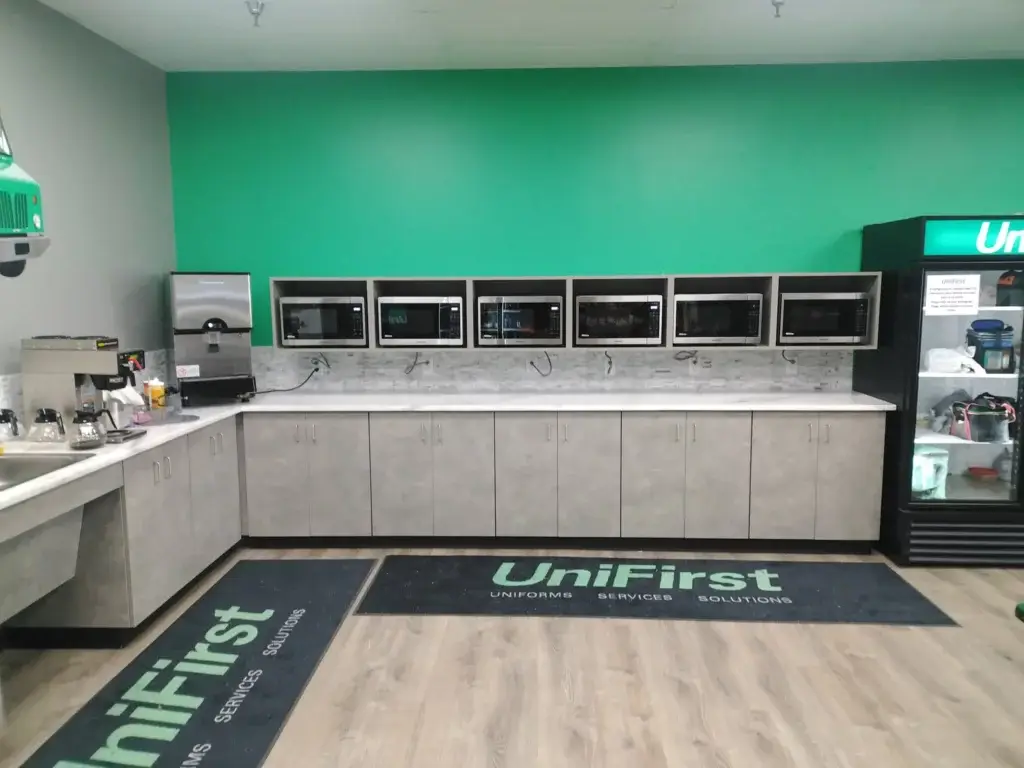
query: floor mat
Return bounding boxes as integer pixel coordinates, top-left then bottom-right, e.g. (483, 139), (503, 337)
(358, 555), (956, 626)
(22, 558), (374, 768)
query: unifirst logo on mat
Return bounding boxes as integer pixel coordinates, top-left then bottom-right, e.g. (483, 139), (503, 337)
(492, 561), (783, 591)
(53, 606), (276, 768)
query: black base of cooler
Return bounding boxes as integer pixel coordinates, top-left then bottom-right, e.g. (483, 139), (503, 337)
(887, 509), (1024, 566)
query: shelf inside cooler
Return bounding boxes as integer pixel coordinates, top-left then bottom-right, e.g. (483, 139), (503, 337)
(914, 427), (1014, 446)
(918, 371), (1019, 378)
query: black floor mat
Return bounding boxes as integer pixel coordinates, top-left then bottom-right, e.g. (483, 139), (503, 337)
(358, 555), (956, 626)
(22, 558), (374, 768)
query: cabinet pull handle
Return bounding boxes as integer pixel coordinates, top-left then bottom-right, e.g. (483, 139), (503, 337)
(217, 432), (224, 452)
(163, 456), (172, 479)
(546, 423), (553, 442)
(420, 423), (428, 443)
(691, 423), (696, 443)
(311, 423), (317, 443)
(153, 461), (161, 485)
(562, 424), (568, 442)
(808, 423), (813, 442)
(675, 422), (681, 442)
(825, 424), (831, 444)
(294, 424), (301, 443)
(436, 423), (442, 445)
(210, 435), (216, 456)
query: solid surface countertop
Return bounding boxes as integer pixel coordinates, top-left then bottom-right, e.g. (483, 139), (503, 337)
(0, 390), (894, 513)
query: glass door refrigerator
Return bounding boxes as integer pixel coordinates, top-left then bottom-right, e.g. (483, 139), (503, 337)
(857, 216), (1024, 565)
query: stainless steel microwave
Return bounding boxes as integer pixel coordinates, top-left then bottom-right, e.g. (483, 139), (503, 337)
(671, 293), (762, 345)
(377, 296), (463, 347)
(575, 295), (663, 346)
(779, 292), (870, 344)
(477, 295), (563, 346)
(279, 296), (366, 347)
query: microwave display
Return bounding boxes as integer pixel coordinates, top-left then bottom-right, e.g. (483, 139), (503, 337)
(478, 296), (562, 346)
(378, 297), (463, 347)
(673, 294), (762, 345)
(576, 295), (663, 346)
(279, 297), (366, 347)
(779, 292), (870, 344)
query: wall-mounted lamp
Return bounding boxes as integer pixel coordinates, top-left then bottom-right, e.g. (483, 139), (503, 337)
(244, 1), (266, 27)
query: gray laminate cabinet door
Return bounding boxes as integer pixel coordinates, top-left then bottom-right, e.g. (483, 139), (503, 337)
(815, 413), (886, 540)
(307, 413), (372, 536)
(187, 424), (222, 576)
(369, 413), (433, 535)
(494, 412), (558, 537)
(432, 413), (496, 536)
(749, 413), (818, 539)
(557, 412), (621, 537)
(123, 446), (174, 622)
(684, 412), (752, 539)
(242, 414), (310, 536)
(621, 412), (686, 538)
(124, 438), (191, 623)
(213, 421), (242, 552)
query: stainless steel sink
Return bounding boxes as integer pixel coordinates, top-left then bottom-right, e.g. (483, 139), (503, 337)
(0, 453), (92, 491)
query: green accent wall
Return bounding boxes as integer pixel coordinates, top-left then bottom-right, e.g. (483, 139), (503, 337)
(168, 62), (1024, 345)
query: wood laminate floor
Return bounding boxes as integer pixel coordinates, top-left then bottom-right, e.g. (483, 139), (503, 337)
(3, 548), (1024, 767)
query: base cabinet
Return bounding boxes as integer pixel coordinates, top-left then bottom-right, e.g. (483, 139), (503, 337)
(815, 413), (885, 540)
(495, 413), (557, 537)
(684, 412), (752, 539)
(557, 412), (621, 537)
(244, 413), (372, 537)
(621, 412), (686, 538)
(749, 413), (818, 539)
(432, 413), (495, 536)
(369, 414), (434, 535)
(123, 437), (192, 622)
(188, 420), (242, 576)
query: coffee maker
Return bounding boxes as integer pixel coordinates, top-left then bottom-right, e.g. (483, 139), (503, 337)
(170, 272), (257, 405)
(20, 336), (147, 442)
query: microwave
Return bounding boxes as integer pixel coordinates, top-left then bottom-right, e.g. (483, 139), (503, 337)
(377, 296), (463, 347)
(779, 292), (870, 344)
(575, 295), (663, 346)
(672, 293), (762, 346)
(279, 297), (366, 347)
(477, 295), (563, 346)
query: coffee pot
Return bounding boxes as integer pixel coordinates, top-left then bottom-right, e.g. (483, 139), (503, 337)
(27, 408), (65, 443)
(70, 409), (106, 450)
(0, 408), (19, 440)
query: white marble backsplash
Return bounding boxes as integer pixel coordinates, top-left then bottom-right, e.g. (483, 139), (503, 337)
(251, 347), (852, 394)
(0, 349), (169, 421)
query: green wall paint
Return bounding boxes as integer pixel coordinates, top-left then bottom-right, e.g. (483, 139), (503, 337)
(168, 62), (1024, 345)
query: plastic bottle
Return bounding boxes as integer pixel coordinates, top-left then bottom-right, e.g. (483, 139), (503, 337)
(146, 378), (166, 409)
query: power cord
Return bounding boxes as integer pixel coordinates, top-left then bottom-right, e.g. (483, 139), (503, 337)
(250, 353), (330, 396)
(530, 351), (553, 377)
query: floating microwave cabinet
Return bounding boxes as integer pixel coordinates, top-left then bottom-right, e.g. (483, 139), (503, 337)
(621, 412), (687, 538)
(747, 412), (885, 540)
(494, 413), (559, 536)
(369, 412), (496, 536)
(556, 412), (622, 537)
(683, 413), (753, 539)
(243, 413), (373, 537)
(187, 421), (242, 575)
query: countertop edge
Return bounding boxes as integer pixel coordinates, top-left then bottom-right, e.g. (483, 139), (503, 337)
(0, 392), (895, 513)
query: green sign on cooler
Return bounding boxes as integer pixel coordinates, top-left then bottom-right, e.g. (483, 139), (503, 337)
(924, 219), (1024, 257)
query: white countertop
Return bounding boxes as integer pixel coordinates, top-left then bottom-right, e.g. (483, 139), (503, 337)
(245, 390), (896, 413)
(0, 391), (893, 513)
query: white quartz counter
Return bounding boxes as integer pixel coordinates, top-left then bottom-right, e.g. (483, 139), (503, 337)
(244, 390), (896, 413)
(0, 391), (893, 513)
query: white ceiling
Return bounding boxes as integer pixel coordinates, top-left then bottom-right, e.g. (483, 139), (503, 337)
(37, 0), (1024, 72)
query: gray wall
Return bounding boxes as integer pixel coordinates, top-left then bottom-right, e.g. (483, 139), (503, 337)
(0, 0), (175, 375)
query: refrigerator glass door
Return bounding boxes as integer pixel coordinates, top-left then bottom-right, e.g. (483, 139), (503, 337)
(171, 273), (253, 330)
(912, 268), (1024, 503)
